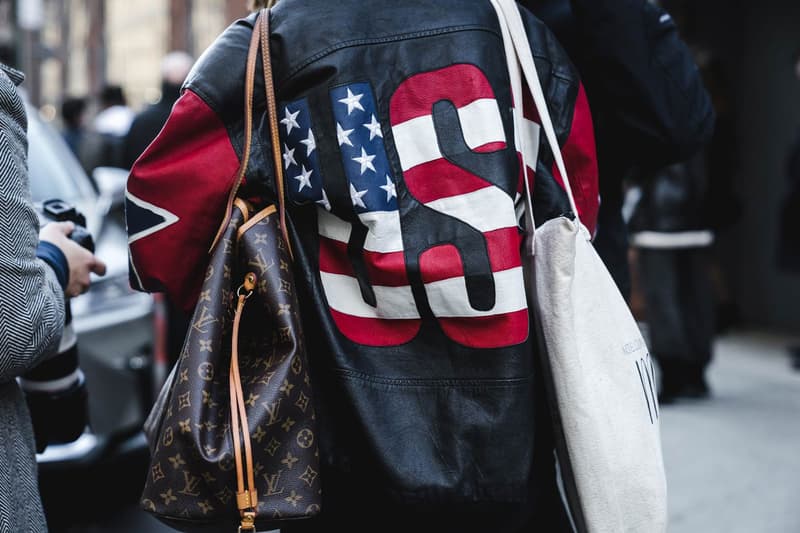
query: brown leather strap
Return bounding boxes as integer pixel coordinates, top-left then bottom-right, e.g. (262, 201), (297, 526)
(216, 9), (289, 525)
(209, 16), (262, 252)
(211, 8), (293, 259)
(258, 8), (293, 259)
(230, 272), (258, 521)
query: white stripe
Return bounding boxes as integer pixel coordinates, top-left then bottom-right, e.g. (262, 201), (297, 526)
(520, 116), (541, 169)
(18, 369), (83, 394)
(392, 98), (506, 171)
(126, 188), (180, 244)
(317, 207), (403, 254)
(317, 208), (352, 242)
(426, 186), (518, 233)
(321, 267), (526, 320)
(630, 230), (714, 249)
(357, 210), (404, 253)
(320, 272), (420, 319)
(425, 267), (527, 317)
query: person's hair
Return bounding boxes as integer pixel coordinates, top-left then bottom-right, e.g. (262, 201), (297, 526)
(61, 97), (86, 128)
(161, 50), (194, 86)
(99, 85), (126, 107)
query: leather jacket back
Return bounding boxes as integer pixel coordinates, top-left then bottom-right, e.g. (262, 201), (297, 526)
(127, 0), (598, 509)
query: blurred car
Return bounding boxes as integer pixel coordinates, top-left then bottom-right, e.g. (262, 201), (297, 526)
(24, 101), (165, 469)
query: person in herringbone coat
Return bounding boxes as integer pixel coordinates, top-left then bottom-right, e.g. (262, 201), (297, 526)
(0, 63), (106, 532)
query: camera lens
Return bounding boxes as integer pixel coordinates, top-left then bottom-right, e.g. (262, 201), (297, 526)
(19, 322), (89, 453)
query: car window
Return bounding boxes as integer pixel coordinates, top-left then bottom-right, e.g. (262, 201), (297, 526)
(27, 109), (96, 204)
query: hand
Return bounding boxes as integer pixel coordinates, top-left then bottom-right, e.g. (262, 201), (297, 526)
(40, 222), (107, 297)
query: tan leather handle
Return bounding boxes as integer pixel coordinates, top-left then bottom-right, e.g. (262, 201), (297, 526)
(210, 9), (292, 259)
(210, 14), (261, 252)
(231, 272), (258, 526)
(259, 8), (293, 259)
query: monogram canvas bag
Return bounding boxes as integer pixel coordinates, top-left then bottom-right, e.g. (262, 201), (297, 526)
(490, 1), (668, 531)
(140, 10), (321, 532)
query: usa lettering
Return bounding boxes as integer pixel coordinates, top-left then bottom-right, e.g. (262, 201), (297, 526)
(280, 65), (528, 348)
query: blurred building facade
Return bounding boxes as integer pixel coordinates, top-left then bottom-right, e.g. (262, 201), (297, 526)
(1, 0), (799, 333)
(0, 0), (251, 113)
(665, 0), (800, 333)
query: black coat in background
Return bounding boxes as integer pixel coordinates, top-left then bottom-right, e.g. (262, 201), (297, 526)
(523, 0), (715, 297)
(778, 130), (800, 273)
(123, 82), (182, 169)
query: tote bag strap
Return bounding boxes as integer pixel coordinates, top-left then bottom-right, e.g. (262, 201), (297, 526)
(489, 0), (580, 228)
(492, 0), (537, 240)
(258, 7), (293, 258)
(211, 9), (291, 257)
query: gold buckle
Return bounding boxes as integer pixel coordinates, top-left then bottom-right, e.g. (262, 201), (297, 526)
(238, 511), (256, 533)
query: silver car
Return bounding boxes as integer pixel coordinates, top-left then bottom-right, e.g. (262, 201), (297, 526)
(26, 103), (164, 467)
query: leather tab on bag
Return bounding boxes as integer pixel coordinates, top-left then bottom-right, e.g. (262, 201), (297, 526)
(236, 489), (258, 511)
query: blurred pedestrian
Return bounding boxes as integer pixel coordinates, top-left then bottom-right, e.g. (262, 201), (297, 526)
(92, 84), (134, 138)
(0, 62), (106, 532)
(777, 48), (800, 371)
(124, 51), (194, 169)
(127, 0), (602, 531)
(60, 96), (87, 157)
(522, 0), (715, 299)
(81, 84), (132, 171)
(629, 155), (716, 402)
(700, 54), (743, 333)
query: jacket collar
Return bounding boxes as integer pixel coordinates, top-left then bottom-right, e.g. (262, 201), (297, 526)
(0, 63), (25, 86)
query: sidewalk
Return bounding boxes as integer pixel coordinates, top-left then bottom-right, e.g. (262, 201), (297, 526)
(660, 331), (800, 533)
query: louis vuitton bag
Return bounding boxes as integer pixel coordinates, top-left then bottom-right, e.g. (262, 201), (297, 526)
(140, 10), (321, 532)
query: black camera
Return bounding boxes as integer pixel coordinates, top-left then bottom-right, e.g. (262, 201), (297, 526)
(41, 198), (95, 253)
(19, 199), (94, 453)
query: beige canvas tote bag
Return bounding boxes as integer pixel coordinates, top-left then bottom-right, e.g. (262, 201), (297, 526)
(489, 1), (668, 531)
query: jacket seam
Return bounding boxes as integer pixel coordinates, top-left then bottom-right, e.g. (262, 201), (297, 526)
(282, 24), (490, 83)
(181, 84), (246, 162)
(281, 24), (576, 87)
(336, 367), (534, 388)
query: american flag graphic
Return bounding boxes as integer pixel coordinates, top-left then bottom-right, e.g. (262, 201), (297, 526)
(280, 98), (328, 209)
(318, 82), (419, 346)
(281, 65), (529, 348)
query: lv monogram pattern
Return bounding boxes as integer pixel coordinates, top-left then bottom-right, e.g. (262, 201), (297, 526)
(142, 204), (321, 528)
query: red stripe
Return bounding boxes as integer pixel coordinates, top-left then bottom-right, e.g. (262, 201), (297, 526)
(419, 244), (462, 284)
(516, 151), (535, 198)
(329, 309), (421, 347)
(390, 64), (496, 125)
(128, 89), (239, 313)
(319, 237), (409, 287)
(473, 141), (507, 154)
(403, 158), (492, 204)
(521, 82), (540, 123)
(418, 228), (523, 284)
(438, 310), (529, 349)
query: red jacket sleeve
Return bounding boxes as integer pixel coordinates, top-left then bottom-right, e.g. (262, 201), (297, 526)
(558, 83), (599, 235)
(126, 89), (240, 312)
(522, 81), (599, 235)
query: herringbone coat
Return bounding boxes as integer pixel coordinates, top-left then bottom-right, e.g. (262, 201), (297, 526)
(0, 63), (65, 533)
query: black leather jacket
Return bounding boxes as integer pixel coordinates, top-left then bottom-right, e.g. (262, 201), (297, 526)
(127, 0), (597, 514)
